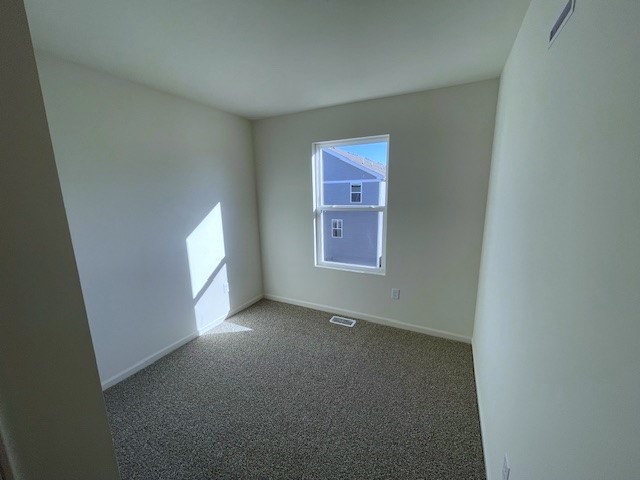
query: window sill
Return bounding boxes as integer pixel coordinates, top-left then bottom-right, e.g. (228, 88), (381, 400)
(314, 262), (386, 276)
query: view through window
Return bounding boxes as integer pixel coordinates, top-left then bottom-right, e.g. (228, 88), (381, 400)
(313, 135), (389, 274)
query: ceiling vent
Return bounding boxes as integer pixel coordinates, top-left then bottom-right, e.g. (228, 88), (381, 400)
(550, 0), (576, 47)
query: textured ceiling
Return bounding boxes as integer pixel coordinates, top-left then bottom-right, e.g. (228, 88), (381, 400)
(25, 0), (530, 119)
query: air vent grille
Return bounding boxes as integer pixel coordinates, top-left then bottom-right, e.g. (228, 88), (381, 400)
(330, 316), (356, 328)
(550, 0), (576, 46)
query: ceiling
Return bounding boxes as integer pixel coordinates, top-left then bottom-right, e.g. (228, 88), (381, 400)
(25, 0), (531, 119)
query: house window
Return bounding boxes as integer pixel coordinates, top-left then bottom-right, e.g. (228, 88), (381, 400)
(312, 135), (389, 274)
(331, 219), (343, 238)
(350, 183), (362, 203)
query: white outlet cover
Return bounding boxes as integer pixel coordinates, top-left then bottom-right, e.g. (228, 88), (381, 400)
(502, 454), (510, 480)
(391, 288), (400, 300)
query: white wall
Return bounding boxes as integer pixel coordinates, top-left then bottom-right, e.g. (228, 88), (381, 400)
(253, 80), (498, 340)
(36, 54), (263, 387)
(473, 1), (640, 478)
(0, 2), (119, 478)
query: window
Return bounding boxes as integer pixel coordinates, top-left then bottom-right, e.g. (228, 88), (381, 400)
(312, 135), (389, 274)
(331, 219), (343, 238)
(350, 183), (362, 203)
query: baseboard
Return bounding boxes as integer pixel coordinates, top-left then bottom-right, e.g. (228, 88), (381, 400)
(101, 331), (197, 390)
(197, 294), (264, 335)
(101, 293), (466, 390)
(471, 339), (491, 479)
(263, 294), (471, 344)
(102, 294), (264, 390)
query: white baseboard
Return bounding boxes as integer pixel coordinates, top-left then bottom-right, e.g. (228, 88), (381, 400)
(471, 339), (490, 478)
(264, 294), (471, 344)
(230, 294), (264, 315)
(101, 331), (197, 390)
(101, 294), (264, 390)
(101, 293), (467, 390)
(197, 294), (264, 335)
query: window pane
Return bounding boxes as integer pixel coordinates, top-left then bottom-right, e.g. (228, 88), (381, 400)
(323, 211), (383, 268)
(314, 136), (389, 273)
(321, 145), (387, 207)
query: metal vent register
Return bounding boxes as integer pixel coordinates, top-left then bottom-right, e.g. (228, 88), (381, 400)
(549, 0), (576, 46)
(330, 316), (357, 327)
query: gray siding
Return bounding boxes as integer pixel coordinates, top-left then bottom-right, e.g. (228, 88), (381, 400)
(320, 150), (383, 266)
(323, 211), (380, 267)
(323, 181), (380, 206)
(322, 150), (378, 182)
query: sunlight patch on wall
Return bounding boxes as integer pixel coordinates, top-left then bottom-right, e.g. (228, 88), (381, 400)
(194, 263), (230, 333)
(186, 203), (226, 298)
(186, 202), (251, 335)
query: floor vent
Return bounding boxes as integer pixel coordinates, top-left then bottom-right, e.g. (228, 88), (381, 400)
(330, 316), (356, 328)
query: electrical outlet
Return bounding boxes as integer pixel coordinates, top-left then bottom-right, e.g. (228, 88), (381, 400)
(223, 282), (230, 294)
(502, 454), (510, 480)
(391, 288), (400, 300)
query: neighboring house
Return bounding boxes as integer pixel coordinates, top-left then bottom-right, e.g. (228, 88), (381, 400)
(321, 147), (386, 267)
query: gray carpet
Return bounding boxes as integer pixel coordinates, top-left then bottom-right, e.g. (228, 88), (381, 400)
(104, 300), (486, 479)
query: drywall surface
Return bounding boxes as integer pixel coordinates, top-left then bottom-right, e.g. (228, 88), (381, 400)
(473, 0), (640, 478)
(0, 1), (120, 478)
(253, 80), (498, 340)
(36, 54), (263, 386)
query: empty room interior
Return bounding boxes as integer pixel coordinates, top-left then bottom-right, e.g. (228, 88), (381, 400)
(1, 0), (639, 479)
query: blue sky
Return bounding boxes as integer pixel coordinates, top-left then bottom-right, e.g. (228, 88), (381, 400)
(339, 141), (388, 165)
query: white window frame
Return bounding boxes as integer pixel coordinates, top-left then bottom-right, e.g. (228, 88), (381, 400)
(331, 218), (343, 238)
(350, 182), (362, 204)
(312, 134), (389, 275)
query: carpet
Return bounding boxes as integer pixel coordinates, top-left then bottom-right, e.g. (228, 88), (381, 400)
(104, 299), (486, 479)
